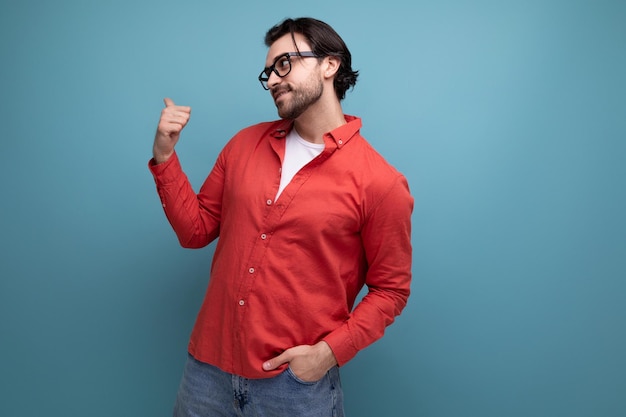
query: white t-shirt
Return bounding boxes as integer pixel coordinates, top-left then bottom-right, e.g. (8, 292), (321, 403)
(275, 129), (325, 200)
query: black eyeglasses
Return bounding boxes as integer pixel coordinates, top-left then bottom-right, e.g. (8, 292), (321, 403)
(258, 51), (319, 90)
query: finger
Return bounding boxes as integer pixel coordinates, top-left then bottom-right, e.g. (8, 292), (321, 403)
(263, 350), (293, 371)
(161, 106), (191, 124)
(163, 98), (191, 114)
(160, 121), (184, 132)
(162, 105), (192, 118)
(162, 113), (190, 125)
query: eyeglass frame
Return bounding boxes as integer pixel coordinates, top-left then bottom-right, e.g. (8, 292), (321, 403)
(258, 51), (320, 90)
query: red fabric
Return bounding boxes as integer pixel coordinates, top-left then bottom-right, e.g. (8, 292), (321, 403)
(149, 115), (413, 379)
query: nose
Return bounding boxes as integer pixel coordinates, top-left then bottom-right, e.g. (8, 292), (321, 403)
(267, 70), (282, 90)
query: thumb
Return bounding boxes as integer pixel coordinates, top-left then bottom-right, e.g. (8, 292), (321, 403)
(163, 97), (175, 107)
(263, 350), (292, 371)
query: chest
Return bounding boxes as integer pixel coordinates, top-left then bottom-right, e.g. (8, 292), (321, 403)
(222, 145), (366, 237)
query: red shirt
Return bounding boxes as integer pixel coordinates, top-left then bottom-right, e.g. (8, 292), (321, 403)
(149, 115), (413, 379)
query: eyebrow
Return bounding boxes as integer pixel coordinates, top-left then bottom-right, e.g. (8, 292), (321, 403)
(266, 50), (297, 67)
(266, 52), (288, 66)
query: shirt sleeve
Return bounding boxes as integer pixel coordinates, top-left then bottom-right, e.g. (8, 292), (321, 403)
(323, 174), (414, 366)
(148, 151), (224, 248)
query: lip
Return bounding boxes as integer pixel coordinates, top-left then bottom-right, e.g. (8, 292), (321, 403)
(272, 88), (290, 102)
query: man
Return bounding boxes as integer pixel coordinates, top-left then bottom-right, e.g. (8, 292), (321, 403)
(150, 17), (413, 417)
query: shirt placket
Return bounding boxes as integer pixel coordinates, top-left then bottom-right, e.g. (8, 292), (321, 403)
(231, 131), (337, 375)
(231, 130), (287, 373)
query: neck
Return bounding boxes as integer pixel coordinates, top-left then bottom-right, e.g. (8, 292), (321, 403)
(293, 95), (346, 144)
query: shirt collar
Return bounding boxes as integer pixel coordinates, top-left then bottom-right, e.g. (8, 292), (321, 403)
(270, 115), (362, 149)
(326, 115), (361, 149)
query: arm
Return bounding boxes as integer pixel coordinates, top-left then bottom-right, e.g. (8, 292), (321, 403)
(149, 98), (222, 248)
(323, 175), (414, 365)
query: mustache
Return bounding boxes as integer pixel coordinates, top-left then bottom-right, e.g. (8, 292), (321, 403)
(271, 85), (291, 99)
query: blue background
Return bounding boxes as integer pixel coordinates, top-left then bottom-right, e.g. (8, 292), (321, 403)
(1, 0), (624, 416)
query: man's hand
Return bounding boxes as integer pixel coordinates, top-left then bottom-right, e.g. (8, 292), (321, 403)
(153, 98), (191, 164)
(262, 341), (338, 382)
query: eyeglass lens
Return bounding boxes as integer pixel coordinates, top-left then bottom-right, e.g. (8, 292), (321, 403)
(258, 52), (318, 90)
(259, 54), (291, 89)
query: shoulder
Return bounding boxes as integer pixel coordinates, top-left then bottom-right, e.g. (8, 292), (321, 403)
(346, 133), (412, 207)
(340, 116), (402, 179)
(350, 133), (406, 183)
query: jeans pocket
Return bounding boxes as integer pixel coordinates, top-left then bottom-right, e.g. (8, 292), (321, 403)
(286, 366), (322, 386)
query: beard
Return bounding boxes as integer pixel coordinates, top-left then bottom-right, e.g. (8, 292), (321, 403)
(274, 74), (324, 120)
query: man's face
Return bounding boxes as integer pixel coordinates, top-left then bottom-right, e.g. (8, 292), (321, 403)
(265, 33), (324, 120)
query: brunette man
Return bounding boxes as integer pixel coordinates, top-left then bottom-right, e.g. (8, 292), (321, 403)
(150, 17), (413, 417)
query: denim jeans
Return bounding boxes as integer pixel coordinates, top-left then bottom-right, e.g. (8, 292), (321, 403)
(173, 354), (345, 417)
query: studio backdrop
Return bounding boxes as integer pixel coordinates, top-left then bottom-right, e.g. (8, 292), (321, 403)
(1, 1), (624, 416)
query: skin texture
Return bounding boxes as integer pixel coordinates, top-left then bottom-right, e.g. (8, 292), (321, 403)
(264, 32), (345, 145)
(153, 98), (191, 164)
(262, 341), (337, 382)
(153, 32), (347, 382)
(271, 62), (323, 121)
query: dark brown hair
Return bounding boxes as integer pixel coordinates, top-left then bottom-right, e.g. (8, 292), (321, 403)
(264, 17), (359, 100)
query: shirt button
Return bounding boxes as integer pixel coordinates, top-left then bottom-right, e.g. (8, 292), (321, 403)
(249, 267), (255, 274)
(338, 140), (343, 145)
(261, 233), (267, 240)
(239, 300), (245, 306)
(266, 199), (272, 205)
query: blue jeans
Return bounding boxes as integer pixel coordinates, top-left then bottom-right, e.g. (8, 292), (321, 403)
(173, 354), (345, 417)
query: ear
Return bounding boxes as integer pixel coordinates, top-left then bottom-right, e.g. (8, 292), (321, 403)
(322, 55), (341, 80)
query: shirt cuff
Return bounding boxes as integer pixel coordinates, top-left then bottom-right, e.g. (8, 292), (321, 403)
(148, 152), (182, 186)
(322, 324), (358, 367)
